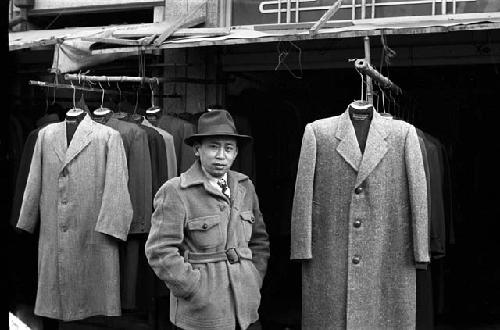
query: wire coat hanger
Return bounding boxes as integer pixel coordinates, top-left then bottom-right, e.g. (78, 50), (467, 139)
(93, 82), (111, 117)
(66, 81), (84, 119)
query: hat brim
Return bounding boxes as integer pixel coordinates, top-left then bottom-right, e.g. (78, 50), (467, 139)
(184, 133), (252, 146)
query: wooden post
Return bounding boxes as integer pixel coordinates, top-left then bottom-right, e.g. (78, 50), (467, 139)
(309, 0), (343, 36)
(352, 0), (356, 21)
(364, 36), (373, 104)
(154, 0), (207, 46)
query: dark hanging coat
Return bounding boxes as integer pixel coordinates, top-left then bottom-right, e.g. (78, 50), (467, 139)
(291, 109), (429, 329)
(16, 115), (133, 321)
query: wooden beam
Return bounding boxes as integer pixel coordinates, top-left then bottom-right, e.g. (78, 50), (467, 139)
(89, 21), (500, 55)
(64, 74), (164, 83)
(27, 1), (163, 16)
(309, 0), (343, 36)
(113, 26), (228, 39)
(81, 36), (155, 46)
(170, 27), (230, 38)
(10, 38), (60, 51)
(154, 0), (207, 46)
(255, 21), (353, 31)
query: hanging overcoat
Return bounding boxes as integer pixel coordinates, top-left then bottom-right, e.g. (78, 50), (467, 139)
(16, 115), (133, 321)
(291, 109), (429, 330)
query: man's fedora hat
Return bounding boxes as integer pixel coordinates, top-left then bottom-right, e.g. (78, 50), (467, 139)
(184, 109), (252, 146)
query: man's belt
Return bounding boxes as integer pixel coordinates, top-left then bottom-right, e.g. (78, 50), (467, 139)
(185, 247), (252, 264)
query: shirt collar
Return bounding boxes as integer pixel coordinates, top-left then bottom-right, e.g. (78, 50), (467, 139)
(201, 165), (229, 196)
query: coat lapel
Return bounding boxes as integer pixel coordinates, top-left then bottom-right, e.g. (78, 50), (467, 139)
(63, 115), (93, 169)
(180, 161), (228, 200)
(52, 122), (67, 164)
(355, 110), (388, 187)
(335, 111), (362, 172)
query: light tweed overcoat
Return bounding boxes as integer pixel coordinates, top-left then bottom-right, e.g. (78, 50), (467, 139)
(16, 115), (133, 321)
(291, 109), (430, 329)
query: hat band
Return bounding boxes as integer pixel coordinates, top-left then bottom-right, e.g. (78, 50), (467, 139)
(197, 124), (238, 136)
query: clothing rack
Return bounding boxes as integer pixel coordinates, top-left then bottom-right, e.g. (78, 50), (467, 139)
(28, 80), (180, 98)
(29, 80), (121, 96)
(64, 74), (164, 84)
(354, 58), (402, 95)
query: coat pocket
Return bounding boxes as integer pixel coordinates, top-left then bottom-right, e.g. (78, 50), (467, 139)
(239, 210), (255, 242)
(186, 215), (223, 249)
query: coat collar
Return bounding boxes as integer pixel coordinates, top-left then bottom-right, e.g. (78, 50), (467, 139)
(335, 108), (388, 187)
(52, 115), (94, 169)
(180, 160), (249, 201)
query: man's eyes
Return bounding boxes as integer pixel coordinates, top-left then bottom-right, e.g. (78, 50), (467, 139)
(207, 144), (235, 151)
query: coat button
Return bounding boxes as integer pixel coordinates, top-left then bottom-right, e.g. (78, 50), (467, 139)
(354, 187), (363, 194)
(219, 204), (226, 211)
(352, 255), (361, 264)
(202, 223), (208, 230)
(353, 220), (361, 228)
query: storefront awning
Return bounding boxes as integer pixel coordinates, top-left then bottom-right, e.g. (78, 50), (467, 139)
(9, 12), (500, 73)
(89, 12), (500, 55)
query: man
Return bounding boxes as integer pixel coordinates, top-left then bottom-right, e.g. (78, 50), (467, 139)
(145, 109), (270, 330)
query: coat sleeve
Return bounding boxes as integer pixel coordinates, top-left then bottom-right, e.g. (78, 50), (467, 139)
(144, 182), (201, 299)
(95, 131), (133, 241)
(405, 125), (430, 264)
(248, 182), (270, 284)
(164, 133), (178, 179)
(290, 123), (317, 260)
(16, 129), (44, 233)
(128, 129), (152, 233)
(11, 129), (39, 228)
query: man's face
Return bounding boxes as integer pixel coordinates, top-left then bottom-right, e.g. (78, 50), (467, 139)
(195, 136), (238, 178)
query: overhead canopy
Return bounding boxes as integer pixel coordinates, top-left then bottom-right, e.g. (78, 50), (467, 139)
(9, 12), (500, 72)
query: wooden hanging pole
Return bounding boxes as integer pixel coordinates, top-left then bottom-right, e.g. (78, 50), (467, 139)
(64, 74), (164, 84)
(29, 80), (120, 95)
(354, 59), (402, 95)
(309, 0), (343, 36)
(363, 36), (373, 104)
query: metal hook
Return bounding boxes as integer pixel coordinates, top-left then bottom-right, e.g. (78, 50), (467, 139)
(354, 67), (365, 101)
(149, 81), (155, 108)
(134, 88), (139, 114)
(98, 82), (105, 108)
(116, 82), (122, 112)
(70, 81), (76, 109)
(44, 86), (49, 114)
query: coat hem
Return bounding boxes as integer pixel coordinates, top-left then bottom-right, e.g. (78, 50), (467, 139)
(174, 315), (236, 330)
(34, 309), (121, 322)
